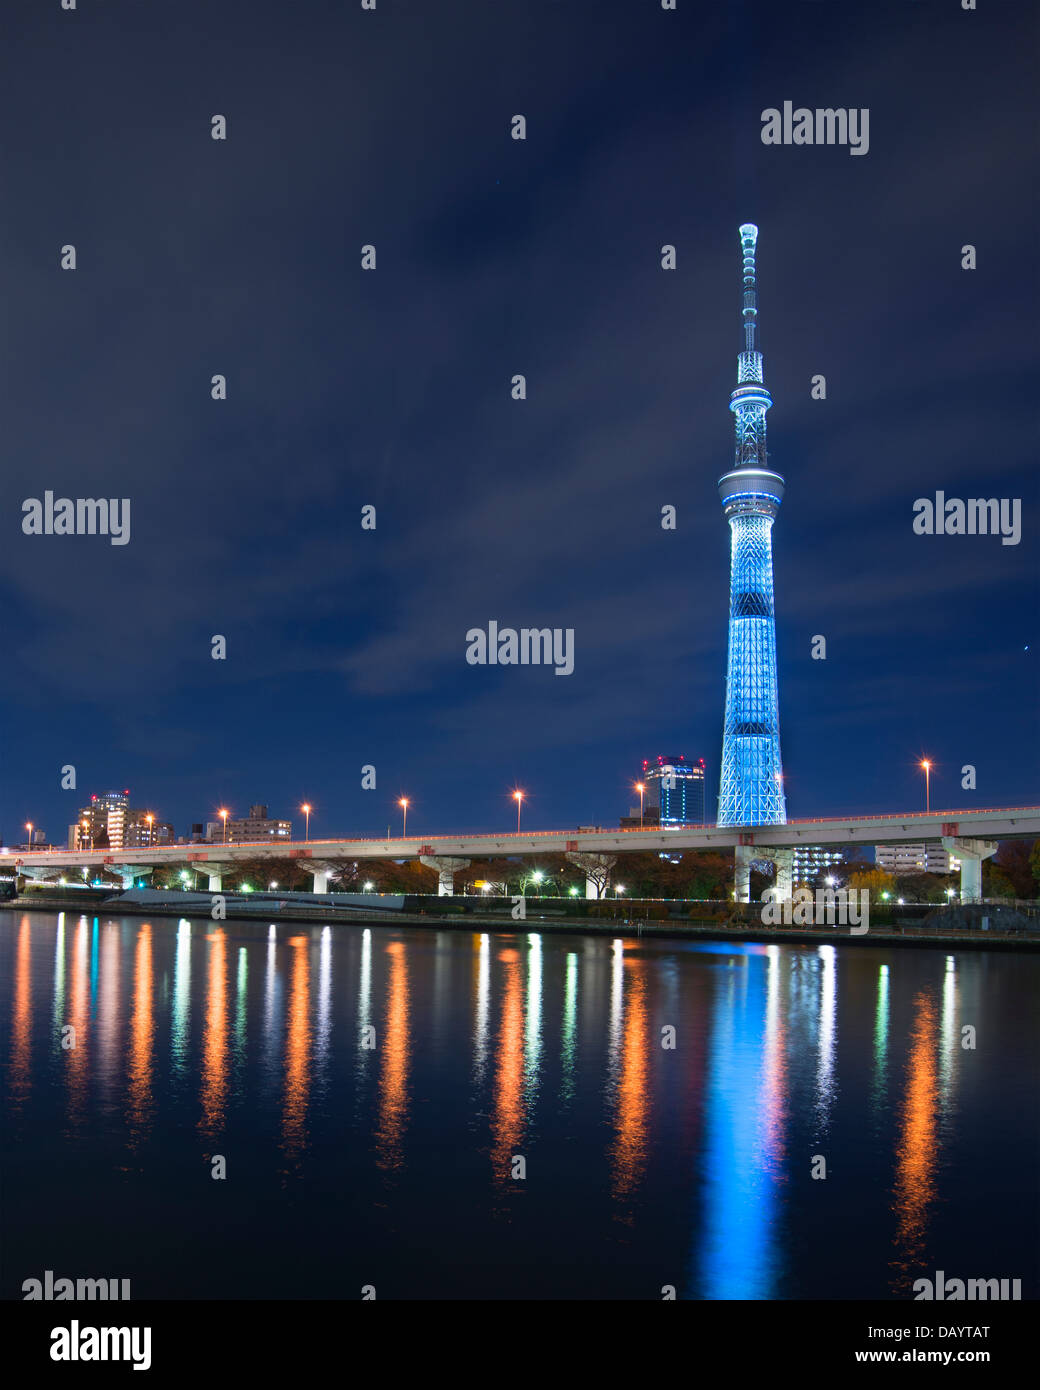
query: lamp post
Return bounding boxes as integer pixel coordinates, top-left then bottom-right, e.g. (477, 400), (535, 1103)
(219, 809), (229, 845)
(920, 760), (931, 814)
(301, 803), (312, 842)
(25, 821), (33, 848)
(145, 813), (154, 847)
(513, 790), (524, 833)
(399, 798), (409, 839)
(635, 782), (645, 828)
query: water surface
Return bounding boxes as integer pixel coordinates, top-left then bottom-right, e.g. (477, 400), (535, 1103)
(2, 911), (1036, 1299)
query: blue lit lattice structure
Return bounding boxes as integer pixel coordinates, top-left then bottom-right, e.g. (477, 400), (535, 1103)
(717, 224), (787, 827)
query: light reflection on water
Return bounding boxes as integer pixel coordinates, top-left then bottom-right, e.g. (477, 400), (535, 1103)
(1, 911), (1037, 1300)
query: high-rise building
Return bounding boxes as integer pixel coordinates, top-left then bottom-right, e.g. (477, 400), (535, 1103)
(791, 846), (846, 882)
(875, 843), (959, 875)
(77, 791), (129, 850)
(641, 755), (706, 827)
(717, 224), (787, 827)
(206, 805), (293, 844)
(74, 791), (172, 850)
(123, 813), (174, 849)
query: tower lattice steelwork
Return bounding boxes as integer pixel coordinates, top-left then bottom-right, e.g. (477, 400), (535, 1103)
(716, 223), (787, 827)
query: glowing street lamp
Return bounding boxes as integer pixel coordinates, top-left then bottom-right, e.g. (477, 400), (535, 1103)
(301, 803), (312, 842)
(398, 798), (409, 838)
(25, 822), (33, 847)
(145, 813), (154, 846)
(616, 885), (626, 896)
(513, 789), (524, 833)
(363, 881), (374, 892)
(219, 808), (229, 844)
(635, 782), (645, 828)
(920, 759), (931, 814)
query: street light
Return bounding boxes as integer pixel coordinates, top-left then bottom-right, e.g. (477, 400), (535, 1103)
(363, 881), (374, 892)
(25, 821), (33, 847)
(219, 808), (229, 844)
(82, 818), (91, 852)
(399, 798), (409, 838)
(920, 759), (931, 814)
(513, 789), (524, 833)
(635, 782), (645, 828)
(301, 803), (312, 842)
(616, 885), (626, 896)
(145, 813), (154, 846)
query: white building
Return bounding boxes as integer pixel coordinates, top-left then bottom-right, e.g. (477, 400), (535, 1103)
(875, 842), (959, 874)
(791, 845), (845, 881)
(207, 804), (292, 844)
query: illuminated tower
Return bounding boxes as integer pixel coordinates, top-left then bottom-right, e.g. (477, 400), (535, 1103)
(716, 224), (786, 827)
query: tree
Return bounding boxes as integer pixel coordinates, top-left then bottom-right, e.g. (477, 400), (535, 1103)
(982, 866), (1017, 901)
(1030, 839), (1040, 895)
(991, 840), (1036, 899)
(847, 868), (897, 901)
(894, 873), (948, 904)
(683, 852), (734, 900)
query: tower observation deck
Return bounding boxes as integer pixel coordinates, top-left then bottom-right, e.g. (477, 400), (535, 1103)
(716, 224), (787, 827)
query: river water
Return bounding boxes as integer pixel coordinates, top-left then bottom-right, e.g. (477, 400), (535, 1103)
(1, 910), (1036, 1299)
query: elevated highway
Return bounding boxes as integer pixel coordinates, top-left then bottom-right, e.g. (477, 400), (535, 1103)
(2, 805), (1037, 903)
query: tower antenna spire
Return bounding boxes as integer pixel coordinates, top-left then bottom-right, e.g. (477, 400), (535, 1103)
(738, 222), (759, 356)
(716, 223), (787, 833)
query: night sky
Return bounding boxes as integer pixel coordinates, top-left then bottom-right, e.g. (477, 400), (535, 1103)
(1, 0), (1036, 845)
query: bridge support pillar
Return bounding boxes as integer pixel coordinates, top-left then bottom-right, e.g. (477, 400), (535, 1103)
(110, 865), (152, 890)
(311, 869), (330, 894)
(207, 872), (223, 892)
(734, 845), (753, 903)
(774, 849), (793, 901)
(942, 837), (998, 904)
(420, 856), (471, 895)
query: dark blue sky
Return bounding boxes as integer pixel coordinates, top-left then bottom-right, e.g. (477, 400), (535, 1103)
(1, 0), (1036, 844)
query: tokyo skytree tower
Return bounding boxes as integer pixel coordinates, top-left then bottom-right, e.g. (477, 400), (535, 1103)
(716, 224), (787, 827)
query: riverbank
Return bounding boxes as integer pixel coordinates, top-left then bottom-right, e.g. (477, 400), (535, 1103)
(3, 891), (1038, 951)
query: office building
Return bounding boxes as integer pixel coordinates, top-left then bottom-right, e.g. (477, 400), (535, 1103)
(641, 755), (706, 827)
(875, 843), (959, 875)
